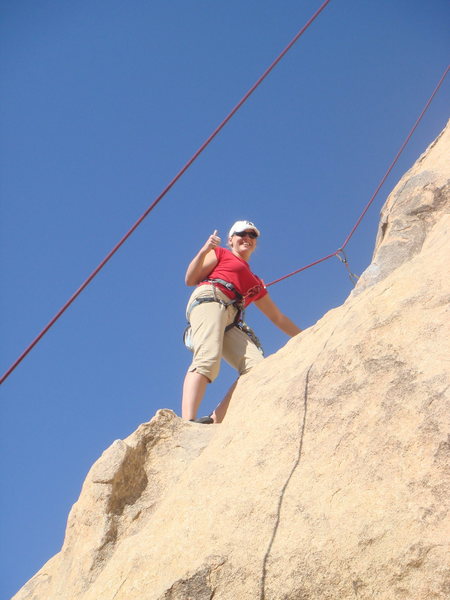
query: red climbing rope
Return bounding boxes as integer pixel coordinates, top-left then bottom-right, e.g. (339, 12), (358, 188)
(340, 64), (450, 251)
(266, 64), (449, 288)
(0, 1), (332, 385)
(266, 251), (339, 287)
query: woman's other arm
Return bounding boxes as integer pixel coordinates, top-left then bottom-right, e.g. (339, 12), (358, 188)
(254, 293), (302, 337)
(185, 230), (221, 286)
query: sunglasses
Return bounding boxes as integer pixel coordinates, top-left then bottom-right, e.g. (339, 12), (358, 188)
(234, 230), (258, 239)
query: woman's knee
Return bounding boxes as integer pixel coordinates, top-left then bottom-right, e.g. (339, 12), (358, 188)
(188, 359), (221, 383)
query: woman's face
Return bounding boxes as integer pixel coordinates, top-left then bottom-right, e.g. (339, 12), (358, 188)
(228, 230), (258, 260)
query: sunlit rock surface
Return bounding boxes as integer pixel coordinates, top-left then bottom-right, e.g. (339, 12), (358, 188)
(14, 122), (450, 600)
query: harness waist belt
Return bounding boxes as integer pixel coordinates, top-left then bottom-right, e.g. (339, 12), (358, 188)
(187, 295), (240, 323)
(201, 278), (243, 301)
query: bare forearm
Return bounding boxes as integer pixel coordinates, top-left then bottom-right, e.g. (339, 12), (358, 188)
(274, 314), (302, 337)
(185, 230), (221, 286)
(255, 293), (301, 337)
(185, 250), (212, 285)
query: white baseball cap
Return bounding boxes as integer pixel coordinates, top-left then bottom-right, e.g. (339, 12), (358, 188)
(228, 220), (261, 238)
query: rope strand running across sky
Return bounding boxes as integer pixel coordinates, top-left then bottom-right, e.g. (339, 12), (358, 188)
(1, 0), (334, 384)
(265, 64), (449, 288)
(1, 9), (448, 387)
(2, 5), (449, 597)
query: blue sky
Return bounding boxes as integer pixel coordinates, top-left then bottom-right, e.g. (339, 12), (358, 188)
(1, 1), (449, 596)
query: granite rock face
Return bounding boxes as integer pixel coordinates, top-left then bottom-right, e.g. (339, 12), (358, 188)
(13, 122), (450, 600)
(355, 124), (449, 293)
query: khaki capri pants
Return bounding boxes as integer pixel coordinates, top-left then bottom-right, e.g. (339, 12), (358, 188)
(186, 284), (263, 382)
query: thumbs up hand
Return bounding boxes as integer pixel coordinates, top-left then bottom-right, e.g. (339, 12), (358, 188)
(202, 229), (221, 253)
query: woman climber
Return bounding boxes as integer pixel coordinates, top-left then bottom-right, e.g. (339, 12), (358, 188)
(182, 220), (301, 423)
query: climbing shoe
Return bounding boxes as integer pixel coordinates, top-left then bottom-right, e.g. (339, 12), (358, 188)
(190, 416), (214, 424)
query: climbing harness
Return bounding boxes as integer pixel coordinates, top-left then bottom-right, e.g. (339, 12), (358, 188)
(183, 279), (264, 355)
(183, 318), (264, 356)
(235, 321), (264, 356)
(186, 278), (244, 321)
(183, 278), (243, 351)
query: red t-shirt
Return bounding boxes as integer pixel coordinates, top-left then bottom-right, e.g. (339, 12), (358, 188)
(200, 247), (267, 307)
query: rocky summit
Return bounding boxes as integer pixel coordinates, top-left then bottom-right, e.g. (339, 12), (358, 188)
(13, 122), (450, 600)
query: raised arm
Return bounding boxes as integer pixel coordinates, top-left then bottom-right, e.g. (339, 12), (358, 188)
(254, 293), (302, 337)
(185, 230), (221, 286)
